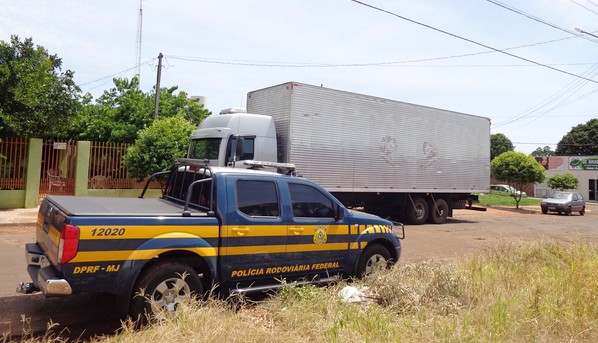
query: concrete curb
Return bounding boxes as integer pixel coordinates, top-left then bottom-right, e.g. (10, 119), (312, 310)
(489, 206), (539, 214)
(0, 207), (39, 226)
(489, 203), (594, 214)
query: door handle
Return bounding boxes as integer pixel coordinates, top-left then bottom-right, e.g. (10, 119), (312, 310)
(232, 227), (250, 235)
(289, 227), (304, 234)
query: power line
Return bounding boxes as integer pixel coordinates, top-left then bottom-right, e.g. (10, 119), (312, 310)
(349, 0), (598, 84)
(514, 141), (598, 147)
(586, 0), (598, 8)
(485, 0), (597, 41)
(568, 0), (598, 15)
(168, 32), (593, 68)
(166, 55), (595, 68)
(494, 63), (598, 129)
(78, 58), (155, 87)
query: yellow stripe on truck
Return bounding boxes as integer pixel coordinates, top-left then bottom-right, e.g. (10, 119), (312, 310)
(71, 246), (219, 263)
(78, 225), (221, 240)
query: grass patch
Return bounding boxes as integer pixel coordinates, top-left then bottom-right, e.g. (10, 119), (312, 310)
(14, 241), (597, 343)
(477, 193), (541, 207)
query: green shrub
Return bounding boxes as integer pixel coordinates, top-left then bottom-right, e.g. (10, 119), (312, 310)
(124, 115), (195, 181)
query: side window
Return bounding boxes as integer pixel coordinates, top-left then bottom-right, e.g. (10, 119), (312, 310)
(236, 180), (279, 217)
(226, 137), (255, 163)
(289, 183), (334, 218)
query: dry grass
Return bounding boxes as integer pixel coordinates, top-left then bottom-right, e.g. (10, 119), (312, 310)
(9, 240), (597, 343)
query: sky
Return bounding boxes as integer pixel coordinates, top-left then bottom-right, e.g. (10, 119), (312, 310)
(1, 0), (597, 154)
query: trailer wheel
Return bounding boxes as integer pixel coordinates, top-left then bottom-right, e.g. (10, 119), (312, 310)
(429, 199), (448, 224)
(355, 244), (391, 277)
(129, 262), (203, 323)
(408, 197), (428, 225)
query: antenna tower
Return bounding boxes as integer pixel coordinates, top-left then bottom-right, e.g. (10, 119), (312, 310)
(135, 0), (143, 87)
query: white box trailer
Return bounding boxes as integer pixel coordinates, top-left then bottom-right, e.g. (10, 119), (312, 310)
(189, 82), (490, 224)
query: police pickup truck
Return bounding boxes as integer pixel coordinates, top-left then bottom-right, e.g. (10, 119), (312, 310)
(20, 159), (403, 318)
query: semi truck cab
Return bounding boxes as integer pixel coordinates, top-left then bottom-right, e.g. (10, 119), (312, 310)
(188, 107), (276, 167)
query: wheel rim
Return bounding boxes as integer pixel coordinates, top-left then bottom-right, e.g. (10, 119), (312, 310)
(364, 254), (388, 274)
(414, 204), (425, 219)
(151, 277), (191, 312)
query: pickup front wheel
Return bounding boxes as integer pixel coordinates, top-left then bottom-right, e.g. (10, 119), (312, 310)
(129, 262), (203, 321)
(355, 244), (391, 277)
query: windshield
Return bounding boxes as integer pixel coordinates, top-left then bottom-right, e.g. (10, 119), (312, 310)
(188, 138), (221, 160)
(550, 192), (571, 200)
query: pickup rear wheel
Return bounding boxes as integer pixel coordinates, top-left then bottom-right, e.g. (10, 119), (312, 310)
(355, 244), (391, 277)
(129, 262), (203, 321)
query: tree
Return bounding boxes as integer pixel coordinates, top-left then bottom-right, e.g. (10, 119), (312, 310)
(72, 77), (209, 143)
(491, 151), (545, 208)
(530, 146), (555, 157)
(124, 115), (196, 181)
(555, 119), (598, 156)
(547, 173), (579, 191)
(490, 133), (514, 160)
(0, 35), (81, 138)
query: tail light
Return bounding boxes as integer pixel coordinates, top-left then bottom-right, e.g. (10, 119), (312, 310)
(58, 224), (80, 264)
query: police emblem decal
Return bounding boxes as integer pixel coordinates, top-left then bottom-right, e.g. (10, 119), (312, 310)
(313, 226), (328, 244)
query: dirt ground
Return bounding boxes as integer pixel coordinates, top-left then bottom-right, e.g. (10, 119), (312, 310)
(0, 206), (596, 340)
(400, 206), (597, 264)
(1, 206), (596, 298)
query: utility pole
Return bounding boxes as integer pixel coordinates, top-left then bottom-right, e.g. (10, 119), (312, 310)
(153, 52), (163, 120)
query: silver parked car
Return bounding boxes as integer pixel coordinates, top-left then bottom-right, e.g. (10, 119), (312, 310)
(541, 192), (586, 216)
(490, 184), (528, 198)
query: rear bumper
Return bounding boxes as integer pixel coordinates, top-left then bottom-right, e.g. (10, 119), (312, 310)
(23, 243), (72, 296)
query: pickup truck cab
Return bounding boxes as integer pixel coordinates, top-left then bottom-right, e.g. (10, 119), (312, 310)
(22, 159), (403, 318)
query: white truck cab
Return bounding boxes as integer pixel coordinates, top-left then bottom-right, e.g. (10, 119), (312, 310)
(188, 108), (277, 167)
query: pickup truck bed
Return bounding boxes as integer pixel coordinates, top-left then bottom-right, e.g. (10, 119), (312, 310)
(47, 196), (204, 217)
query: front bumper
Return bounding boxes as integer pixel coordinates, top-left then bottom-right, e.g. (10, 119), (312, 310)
(541, 204), (566, 212)
(21, 243), (72, 296)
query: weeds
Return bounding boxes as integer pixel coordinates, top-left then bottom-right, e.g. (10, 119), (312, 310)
(11, 240), (598, 343)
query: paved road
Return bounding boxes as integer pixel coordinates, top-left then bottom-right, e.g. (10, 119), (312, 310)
(0, 205), (596, 340)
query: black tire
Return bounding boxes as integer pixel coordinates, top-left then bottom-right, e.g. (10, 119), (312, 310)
(129, 262), (203, 321)
(580, 207), (585, 216)
(565, 207), (572, 216)
(408, 197), (428, 225)
(541, 208), (548, 214)
(355, 244), (391, 277)
(429, 199), (448, 224)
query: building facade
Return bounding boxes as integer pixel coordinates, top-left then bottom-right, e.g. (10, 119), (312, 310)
(535, 156), (598, 201)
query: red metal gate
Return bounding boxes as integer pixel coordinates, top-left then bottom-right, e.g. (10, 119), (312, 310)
(39, 140), (77, 199)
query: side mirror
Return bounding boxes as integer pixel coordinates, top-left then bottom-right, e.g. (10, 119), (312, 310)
(235, 136), (245, 161)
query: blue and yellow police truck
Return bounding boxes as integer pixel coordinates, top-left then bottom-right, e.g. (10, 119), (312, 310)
(20, 159), (403, 318)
